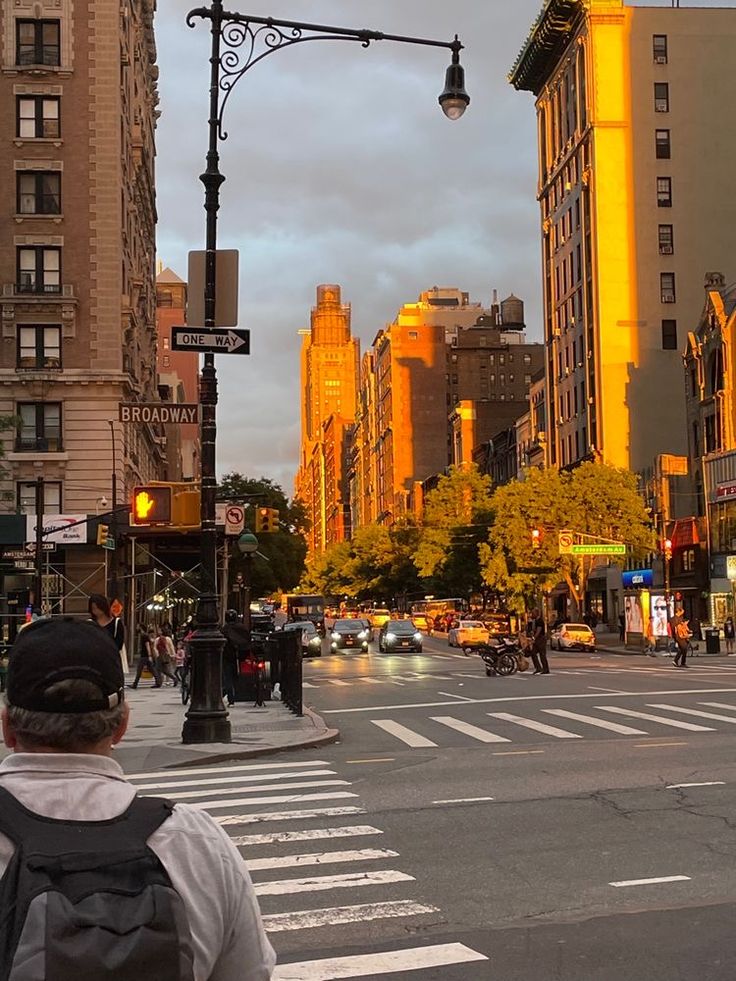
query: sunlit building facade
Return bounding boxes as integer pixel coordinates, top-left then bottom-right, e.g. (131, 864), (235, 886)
(510, 0), (736, 472)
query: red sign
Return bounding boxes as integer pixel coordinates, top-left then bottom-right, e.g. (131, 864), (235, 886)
(717, 482), (736, 500)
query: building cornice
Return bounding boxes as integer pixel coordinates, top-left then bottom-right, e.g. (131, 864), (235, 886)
(509, 0), (585, 94)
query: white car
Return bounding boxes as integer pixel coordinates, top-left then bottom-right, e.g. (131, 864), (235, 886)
(550, 623), (596, 652)
(448, 620), (490, 650)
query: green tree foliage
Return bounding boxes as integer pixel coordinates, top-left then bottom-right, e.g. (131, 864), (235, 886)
(413, 465), (493, 598)
(480, 463), (655, 616)
(218, 472), (307, 596)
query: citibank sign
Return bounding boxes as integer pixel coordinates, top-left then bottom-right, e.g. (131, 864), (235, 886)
(717, 481), (736, 500)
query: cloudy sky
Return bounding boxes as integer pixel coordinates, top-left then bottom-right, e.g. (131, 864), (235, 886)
(154, 0), (702, 494)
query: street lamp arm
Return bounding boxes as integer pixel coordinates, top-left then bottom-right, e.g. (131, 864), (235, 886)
(187, 6), (464, 139)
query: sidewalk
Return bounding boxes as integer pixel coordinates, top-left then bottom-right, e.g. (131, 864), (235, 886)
(0, 685), (339, 772)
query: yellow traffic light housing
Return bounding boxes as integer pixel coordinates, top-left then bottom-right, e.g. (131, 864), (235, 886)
(255, 506), (280, 533)
(96, 523), (109, 547)
(132, 485), (172, 525)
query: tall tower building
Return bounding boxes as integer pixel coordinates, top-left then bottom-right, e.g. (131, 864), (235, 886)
(0, 1), (162, 616)
(510, 0), (736, 472)
(296, 285), (359, 554)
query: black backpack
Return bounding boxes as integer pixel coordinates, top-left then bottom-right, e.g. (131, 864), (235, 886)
(0, 787), (195, 980)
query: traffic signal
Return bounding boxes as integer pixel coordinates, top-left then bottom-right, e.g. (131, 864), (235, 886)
(255, 507), (280, 533)
(132, 485), (172, 525)
(96, 523), (109, 547)
(663, 538), (673, 561)
(531, 528), (541, 550)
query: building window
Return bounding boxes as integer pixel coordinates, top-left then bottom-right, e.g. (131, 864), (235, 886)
(162, 337), (170, 351)
(682, 549), (695, 573)
(17, 325), (61, 369)
(690, 366), (698, 398)
(657, 177), (672, 207)
(523, 353), (532, 365)
(162, 355), (171, 368)
(17, 480), (61, 516)
(16, 402), (62, 451)
(692, 421), (700, 457)
(17, 246), (60, 293)
(658, 224), (674, 254)
(17, 172), (61, 215)
(660, 273), (676, 304)
(661, 319), (677, 350)
(17, 96), (60, 139)
(654, 82), (669, 113)
(16, 19), (60, 67)
(655, 129), (671, 159)
(408, 330), (418, 339)
(653, 35), (668, 64)
(524, 374), (532, 384)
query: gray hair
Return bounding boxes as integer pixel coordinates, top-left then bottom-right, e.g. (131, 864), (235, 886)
(7, 679), (126, 751)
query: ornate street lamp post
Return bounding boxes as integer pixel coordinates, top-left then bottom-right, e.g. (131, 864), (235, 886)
(181, 2), (470, 744)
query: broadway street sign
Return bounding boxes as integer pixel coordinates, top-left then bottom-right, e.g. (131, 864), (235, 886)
(570, 544), (627, 556)
(119, 403), (201, 425)
(171, 326), (250, 355)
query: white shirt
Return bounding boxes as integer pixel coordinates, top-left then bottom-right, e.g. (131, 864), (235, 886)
(0, 753), (276, 981)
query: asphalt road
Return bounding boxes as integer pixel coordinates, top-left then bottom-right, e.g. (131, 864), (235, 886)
(128, 635), (736, 979)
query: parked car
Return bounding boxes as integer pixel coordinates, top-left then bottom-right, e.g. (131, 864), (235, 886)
(550, 623), (596, 652)
(378, 619), (423, 653)
(411, 613), (432, 634)
(368, 608), (391, 629)
(330, 618), (371, 653)
(448, 620), (490, 650)
(281, 620), (323, 657)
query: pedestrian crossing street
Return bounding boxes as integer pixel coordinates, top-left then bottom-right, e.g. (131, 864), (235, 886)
(367, 699), (736, 749)
(128, 759), (487, 980)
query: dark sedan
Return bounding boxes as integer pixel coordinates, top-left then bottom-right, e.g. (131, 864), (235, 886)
(330, 619), (370, 653)
(378, 619), (423, 653)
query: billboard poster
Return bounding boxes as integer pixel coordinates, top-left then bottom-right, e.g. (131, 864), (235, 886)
(650, 594), (674, 638)
(25, 514), (87, 546)
(624, 595), (643, 635)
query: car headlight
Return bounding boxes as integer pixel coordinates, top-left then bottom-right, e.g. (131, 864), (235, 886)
(414, 633), (422, 642)
(309, 636), (322, 646)
(385, 632), (397, 643)
(331, 632), (341, 641)
(358, 630), (369, 640)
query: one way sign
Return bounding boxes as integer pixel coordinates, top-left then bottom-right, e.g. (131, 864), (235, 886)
(172, 326), (250, 355)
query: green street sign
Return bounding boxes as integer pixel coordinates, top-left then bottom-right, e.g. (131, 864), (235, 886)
(570, 544), (626, 556)
(102, 538), (116, 551)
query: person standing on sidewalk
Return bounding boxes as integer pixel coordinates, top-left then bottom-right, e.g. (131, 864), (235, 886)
(724, 616), (735, 655)
(130, 624), (162, 689)
(0, 617), (275, 979)
(530, 608), (550, 675)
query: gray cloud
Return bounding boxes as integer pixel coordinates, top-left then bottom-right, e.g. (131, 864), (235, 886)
(154, 0), (553, 492)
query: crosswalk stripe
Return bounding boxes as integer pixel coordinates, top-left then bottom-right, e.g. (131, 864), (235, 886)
(361, 678), (384, 684)
(141, 779), (350, 802)
(596, 706), (715, 731)
(262, 899), (439, 933)
(254, 869), (413, 896)
(302, 682), (318, 688)
(134, 769), (337, 791)
(326, 680), (351, 686)
(648, 704), (736, 725)
(213, 806), (366, 827)
(542, 709), (647, 735)
(128, 760), (330, 781)
(247, 847), (398, 872)
(487, 712), (582, 739)
(190, 791), (358, 811)
(272, 942), (488, 979)
(430, 716), (510, 743)
(700, 702), (736, 712)
(371, 720), (437, 748)
(231, 825), (382, 847)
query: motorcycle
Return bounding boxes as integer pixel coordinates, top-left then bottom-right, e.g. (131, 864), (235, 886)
(477, 637), (522, 677)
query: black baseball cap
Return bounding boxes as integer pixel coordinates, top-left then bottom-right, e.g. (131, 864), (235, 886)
(7, 617), (125, 714)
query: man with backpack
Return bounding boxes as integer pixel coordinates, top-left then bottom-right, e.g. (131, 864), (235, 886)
(0, 617), (275, 980)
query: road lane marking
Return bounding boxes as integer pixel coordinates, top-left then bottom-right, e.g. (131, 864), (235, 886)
(699, 702), (736, 712)
(488, 712), (582, 739)
(262, 899), (439, 933)
(272, 942), (488, 980)
(648, 704), (736, 725)
(587, 686), (630, 694)
(320, 687), (736, 714)
(370, 720), (437, 748)
(596, 706), (715, 731)
(325, 679), (351, 686)
(302, 682), (318, 688)
(361, 678), (384, 684)
(128, 760), (331, 780)
(247, 847), (399, 872)
(609, 875), (690, 888)
(542, 709), (647, 735)
(231, 826), (383, 847)
(142, 779), (350, 801)
(666, 782), (725, 789)
(212, 806), (366, 826)
(134, 769), (337, 791)
(345, 758), (396, 764)
(430, 716), (510, 743)
(432, 796), (494, 804)
(191, 791), (359, 810)
(633, 742), (688, 748)
(436, 691), (474, 701)
(253, 869), (414, 896)
(493, 749), (545, 756)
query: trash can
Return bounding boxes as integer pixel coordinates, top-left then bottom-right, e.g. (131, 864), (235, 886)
(705, 627), (721, 655)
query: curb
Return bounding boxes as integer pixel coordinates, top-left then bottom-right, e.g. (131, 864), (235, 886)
(158, 725), (341, 769)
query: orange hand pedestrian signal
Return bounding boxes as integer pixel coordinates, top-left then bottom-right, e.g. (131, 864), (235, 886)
(131, 485), (172, 525)
(531, 528), (541, 549)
